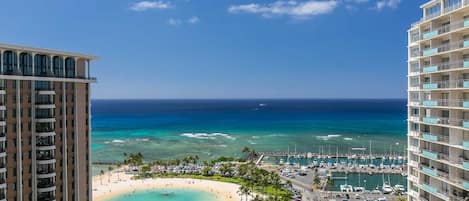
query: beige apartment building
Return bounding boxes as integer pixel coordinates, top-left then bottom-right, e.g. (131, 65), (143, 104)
(408, 0), (469, 201)
(0, 43), (96, 201)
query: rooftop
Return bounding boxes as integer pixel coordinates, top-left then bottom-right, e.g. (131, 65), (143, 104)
(0, 43), (98, 61)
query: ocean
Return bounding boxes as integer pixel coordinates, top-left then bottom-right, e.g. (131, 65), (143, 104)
(91, 99), (407, 163)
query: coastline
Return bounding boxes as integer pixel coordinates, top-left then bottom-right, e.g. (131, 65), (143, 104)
(92, 169), (244, 201)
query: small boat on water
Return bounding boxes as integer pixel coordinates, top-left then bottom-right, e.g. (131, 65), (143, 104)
(393, 185), (405, 192)
(382, 182), (393, 194)
(340, 184), (353, 192)
(353, 187), (365, 192)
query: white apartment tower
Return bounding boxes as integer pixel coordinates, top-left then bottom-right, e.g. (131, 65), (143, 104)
(408, 0), (469, 201)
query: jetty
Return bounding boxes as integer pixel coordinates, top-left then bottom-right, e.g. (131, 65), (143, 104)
(258, 152), (406, 160)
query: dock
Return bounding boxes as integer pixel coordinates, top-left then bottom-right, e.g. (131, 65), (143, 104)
(258, 152), (406, 160)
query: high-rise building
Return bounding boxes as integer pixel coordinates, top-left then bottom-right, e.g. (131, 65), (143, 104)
(408, 1), (469, 201)
(0, 43), (96, 201)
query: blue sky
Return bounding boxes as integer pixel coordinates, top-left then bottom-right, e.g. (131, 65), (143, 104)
(0, 0), (425, 99)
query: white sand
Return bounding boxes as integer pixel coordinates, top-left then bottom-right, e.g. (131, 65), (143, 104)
(92, 169), (247, 201)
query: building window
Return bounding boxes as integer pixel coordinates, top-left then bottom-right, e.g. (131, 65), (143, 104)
(35, 54), (51, 76)
(65, 57), (75, 78)
(444, 0), (461, 12)
(53, 56), (64, 77)
(19, 53), (33, 76)
(426, 3), (441, 19)
(2, 51), (17, 75)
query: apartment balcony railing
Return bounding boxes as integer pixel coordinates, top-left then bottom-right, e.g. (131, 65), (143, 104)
(421, 60), (469, 73)
(421, 40), (469, 57)
(463, 141), (469, 149)
(37, 154), (54, 160)
(35, 101), (54, 105)
(422, 79), (469, 90)
(37, 181), (55, 188)
(453, 177), (469, 190)
(422, 117), (450, 125)
(37, 141), (54, 147)
(459, 158), (469, 170)
(37, 168), (55, 175)
(421, 149), (449, 161)
(421, 183), (450, 200)
(35, 114), (54, 119)
(36, 127), (54, 133)
(420, 165), (449, 179)
(37, 195), (55, 201)
(421, 133), (449, 143)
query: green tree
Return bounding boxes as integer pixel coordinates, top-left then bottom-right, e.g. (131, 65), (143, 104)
(201, 166), (212, 176)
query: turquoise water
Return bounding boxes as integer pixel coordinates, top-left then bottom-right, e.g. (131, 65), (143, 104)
(91, 99), (407, 163)
(106, 189), (219, 201)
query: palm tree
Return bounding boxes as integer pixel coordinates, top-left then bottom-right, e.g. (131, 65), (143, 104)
(108, 166), (114, 183)
(99, 170), (105, 185)
(238, 184), (251, 201)
(202, 166), (212, 176)
(219, 163), (233, 177)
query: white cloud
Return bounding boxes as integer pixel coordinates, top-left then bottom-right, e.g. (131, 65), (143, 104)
(375, 0), (401, 10)
(188, 16), (200, 24)
(168, 17), (200, 26)
(228, 0), (338, 19)
(130, 1), (171, 11)
(168, 18), (182, 26)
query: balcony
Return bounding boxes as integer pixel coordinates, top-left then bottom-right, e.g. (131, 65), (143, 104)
(35, 101), (55, 109)
(421, 60), (469, 74)
(421, 183), (449, 200)
(422, 65), (438, 73)
(422, 48), (439, 56)
(421, 133), (449, 144)
(463, 141), (469, 149)
(422, 117), (448, 125)
(422, 30), (439, 40)
(421, 149), (449, 161)
(35, 115), (55, 123)
(422, 100), (439, 106)
(422, 82), (440, 90)
(421, 40), (469, 57)
(37, 181), (56, 193)
(421, 166), (438, 177)
(37, 154), (55, 165)
(37, 169), (56, 179)
(37, 194), (55, 201)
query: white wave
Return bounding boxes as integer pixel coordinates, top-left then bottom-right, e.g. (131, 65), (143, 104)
(344, 137), (353, 141)
(316, 135), (342, 141)
(104, 141), (111, 144)
(248, 140), (257, 145)
(112, 139), (126, 143)
(252, 136), (260, 139)
(180, 133), (236, 140)
(218, 144), (227, 147)
(135, 138), (150, 142)
(267, 134), (286, 137)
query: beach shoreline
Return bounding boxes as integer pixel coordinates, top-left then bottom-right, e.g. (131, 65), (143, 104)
(92, 169), (244, 201)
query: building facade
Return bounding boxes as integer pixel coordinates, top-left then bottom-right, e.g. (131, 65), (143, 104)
(0, 44), (96, 201)
(408, 0), (469, 201)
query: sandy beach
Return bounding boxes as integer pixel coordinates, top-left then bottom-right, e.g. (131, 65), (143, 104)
(92, 169), (245, 201)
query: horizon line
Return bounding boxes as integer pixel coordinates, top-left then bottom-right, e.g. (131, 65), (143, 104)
(91, 98), (407, 100)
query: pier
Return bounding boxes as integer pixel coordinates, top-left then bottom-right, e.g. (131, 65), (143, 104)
(258, 151), (406, 160)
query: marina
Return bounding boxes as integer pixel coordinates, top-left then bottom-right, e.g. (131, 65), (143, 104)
(259, 145), (408, 195)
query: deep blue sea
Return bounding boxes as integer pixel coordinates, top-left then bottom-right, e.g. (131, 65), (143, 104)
(91, 99), (407, 163)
